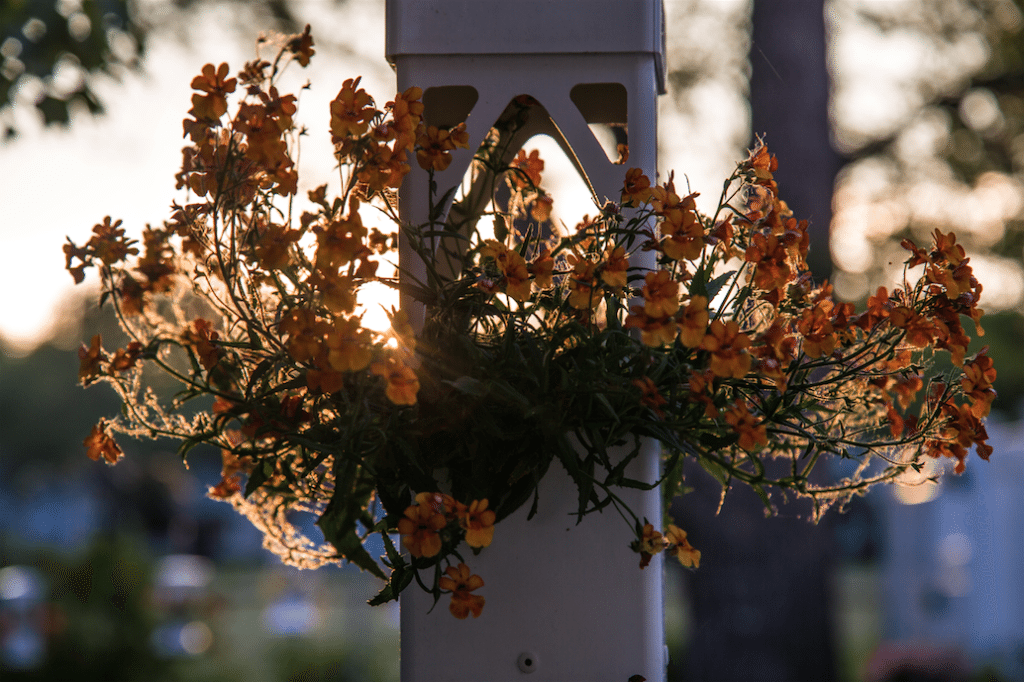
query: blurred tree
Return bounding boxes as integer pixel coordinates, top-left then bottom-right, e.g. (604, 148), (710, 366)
(673, 4), (841, 682)
(0, 0), (142, 139)
(0, 0), (349, 140)
(829, 0), (1024, 414)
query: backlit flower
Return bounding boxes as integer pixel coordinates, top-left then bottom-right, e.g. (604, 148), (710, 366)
(78, 334), (105, 383)
(600, 245), (630, 290)
(325, 316), (372, 372)
(677, 296), (709, 348)
(510, 149), (543, 189)
(621, 168), (652, 206)
(85, 421), (123, 464)
(330, 77), (376, 140)
(664, 524), (700, 568)
(371, 358), (420, 405)
(398, 497), (446, 558)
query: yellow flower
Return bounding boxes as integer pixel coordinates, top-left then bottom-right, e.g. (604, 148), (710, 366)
(641, 270), (679, 318)
(600, 245), (630, 290)
(664, 524), (700, 568)
(701, 320), (752, 379)
(438, 563), (485, 619)
(621, 168), (652, 206)
(459, 499), (496, 548)
(637, 522), (665, 569)
(677, 296), (709, 348)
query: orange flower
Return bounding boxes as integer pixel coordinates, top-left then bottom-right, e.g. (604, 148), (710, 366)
(529, 248), (554, 290)
(386, 86), (424, 151)
(416, 125), (457, 171)
(254, 220), (301, 271)
(889, 306), (935, 349)
(458, 499), (496, 548)
(110, 342), (144, 373)
(745, 233), (791, 293)
(621, 168), (652, 206)
(438, 563), (485, 619)
(280, 308), (326, 363)
(330, 77), (376, 140)
(566, 253), (603, 309)
(479, 240), (532, 302)
(85, 421), (123, 464)
(724, 400), (767, 452)
(659, 193), (704, 262)
(510, 149), (544, 189)
(90, 216), (139, 266)
(78, 334), (105, 383)
(688, 369), (719, 418)
(796, 303), (837, 359)
(371, 358), (420, 405)
(182, 318), (222, 372)
(633, 376), (668, 419)
(624, 307), (679, 347)
(746, 143), (777, 182)
(314, 199), (368, 268)
(677, 296), (709, 348)
(701, 320), (752, 379)
(641, 270), (679, 318)
(664, 524), (700, 568)
(397, 495), (446, 558)
(324, 317), (372, 372)
(286, 24), (315, 67)
(530, 193), (554, 222)
(600, 245), (630, 290)
(962, 350), (997, 417)
(635, 522), (666, 569)
(190, 62), (236, 121)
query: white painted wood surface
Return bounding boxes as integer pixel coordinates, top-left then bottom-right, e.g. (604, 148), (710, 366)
(387, 2), (667, 678)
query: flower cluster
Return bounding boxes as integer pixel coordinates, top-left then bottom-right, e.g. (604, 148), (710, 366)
(65, 30), (993, 619)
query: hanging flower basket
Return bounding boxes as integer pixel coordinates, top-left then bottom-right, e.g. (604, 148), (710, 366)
(66, 29), (995, 620)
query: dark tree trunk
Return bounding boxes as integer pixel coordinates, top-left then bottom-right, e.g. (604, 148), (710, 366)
(748, 0), (841, 280)
(671, 3), (842, 680)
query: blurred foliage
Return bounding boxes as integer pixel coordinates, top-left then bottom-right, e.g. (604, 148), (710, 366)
(0, 536), (170, 681)
(0, 0), (352, 140)
(830, 0), (1024, 413)
(0, 0), (142, 139)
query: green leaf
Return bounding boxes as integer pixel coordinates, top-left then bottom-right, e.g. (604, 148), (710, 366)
(244, 460), (272, 498)
(317, 466), (386, 579)
(698, 456), (730, 488)
(703, 270), (735, 303)
(443, 376), (488, 396)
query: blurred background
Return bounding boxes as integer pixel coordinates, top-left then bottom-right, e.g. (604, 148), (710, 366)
(2, 0), (1024, 680)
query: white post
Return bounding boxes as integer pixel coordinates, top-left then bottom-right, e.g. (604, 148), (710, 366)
(386, 2), (667, 679)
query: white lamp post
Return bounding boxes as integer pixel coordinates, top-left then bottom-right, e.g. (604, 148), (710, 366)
(386, 2), (667, 679)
